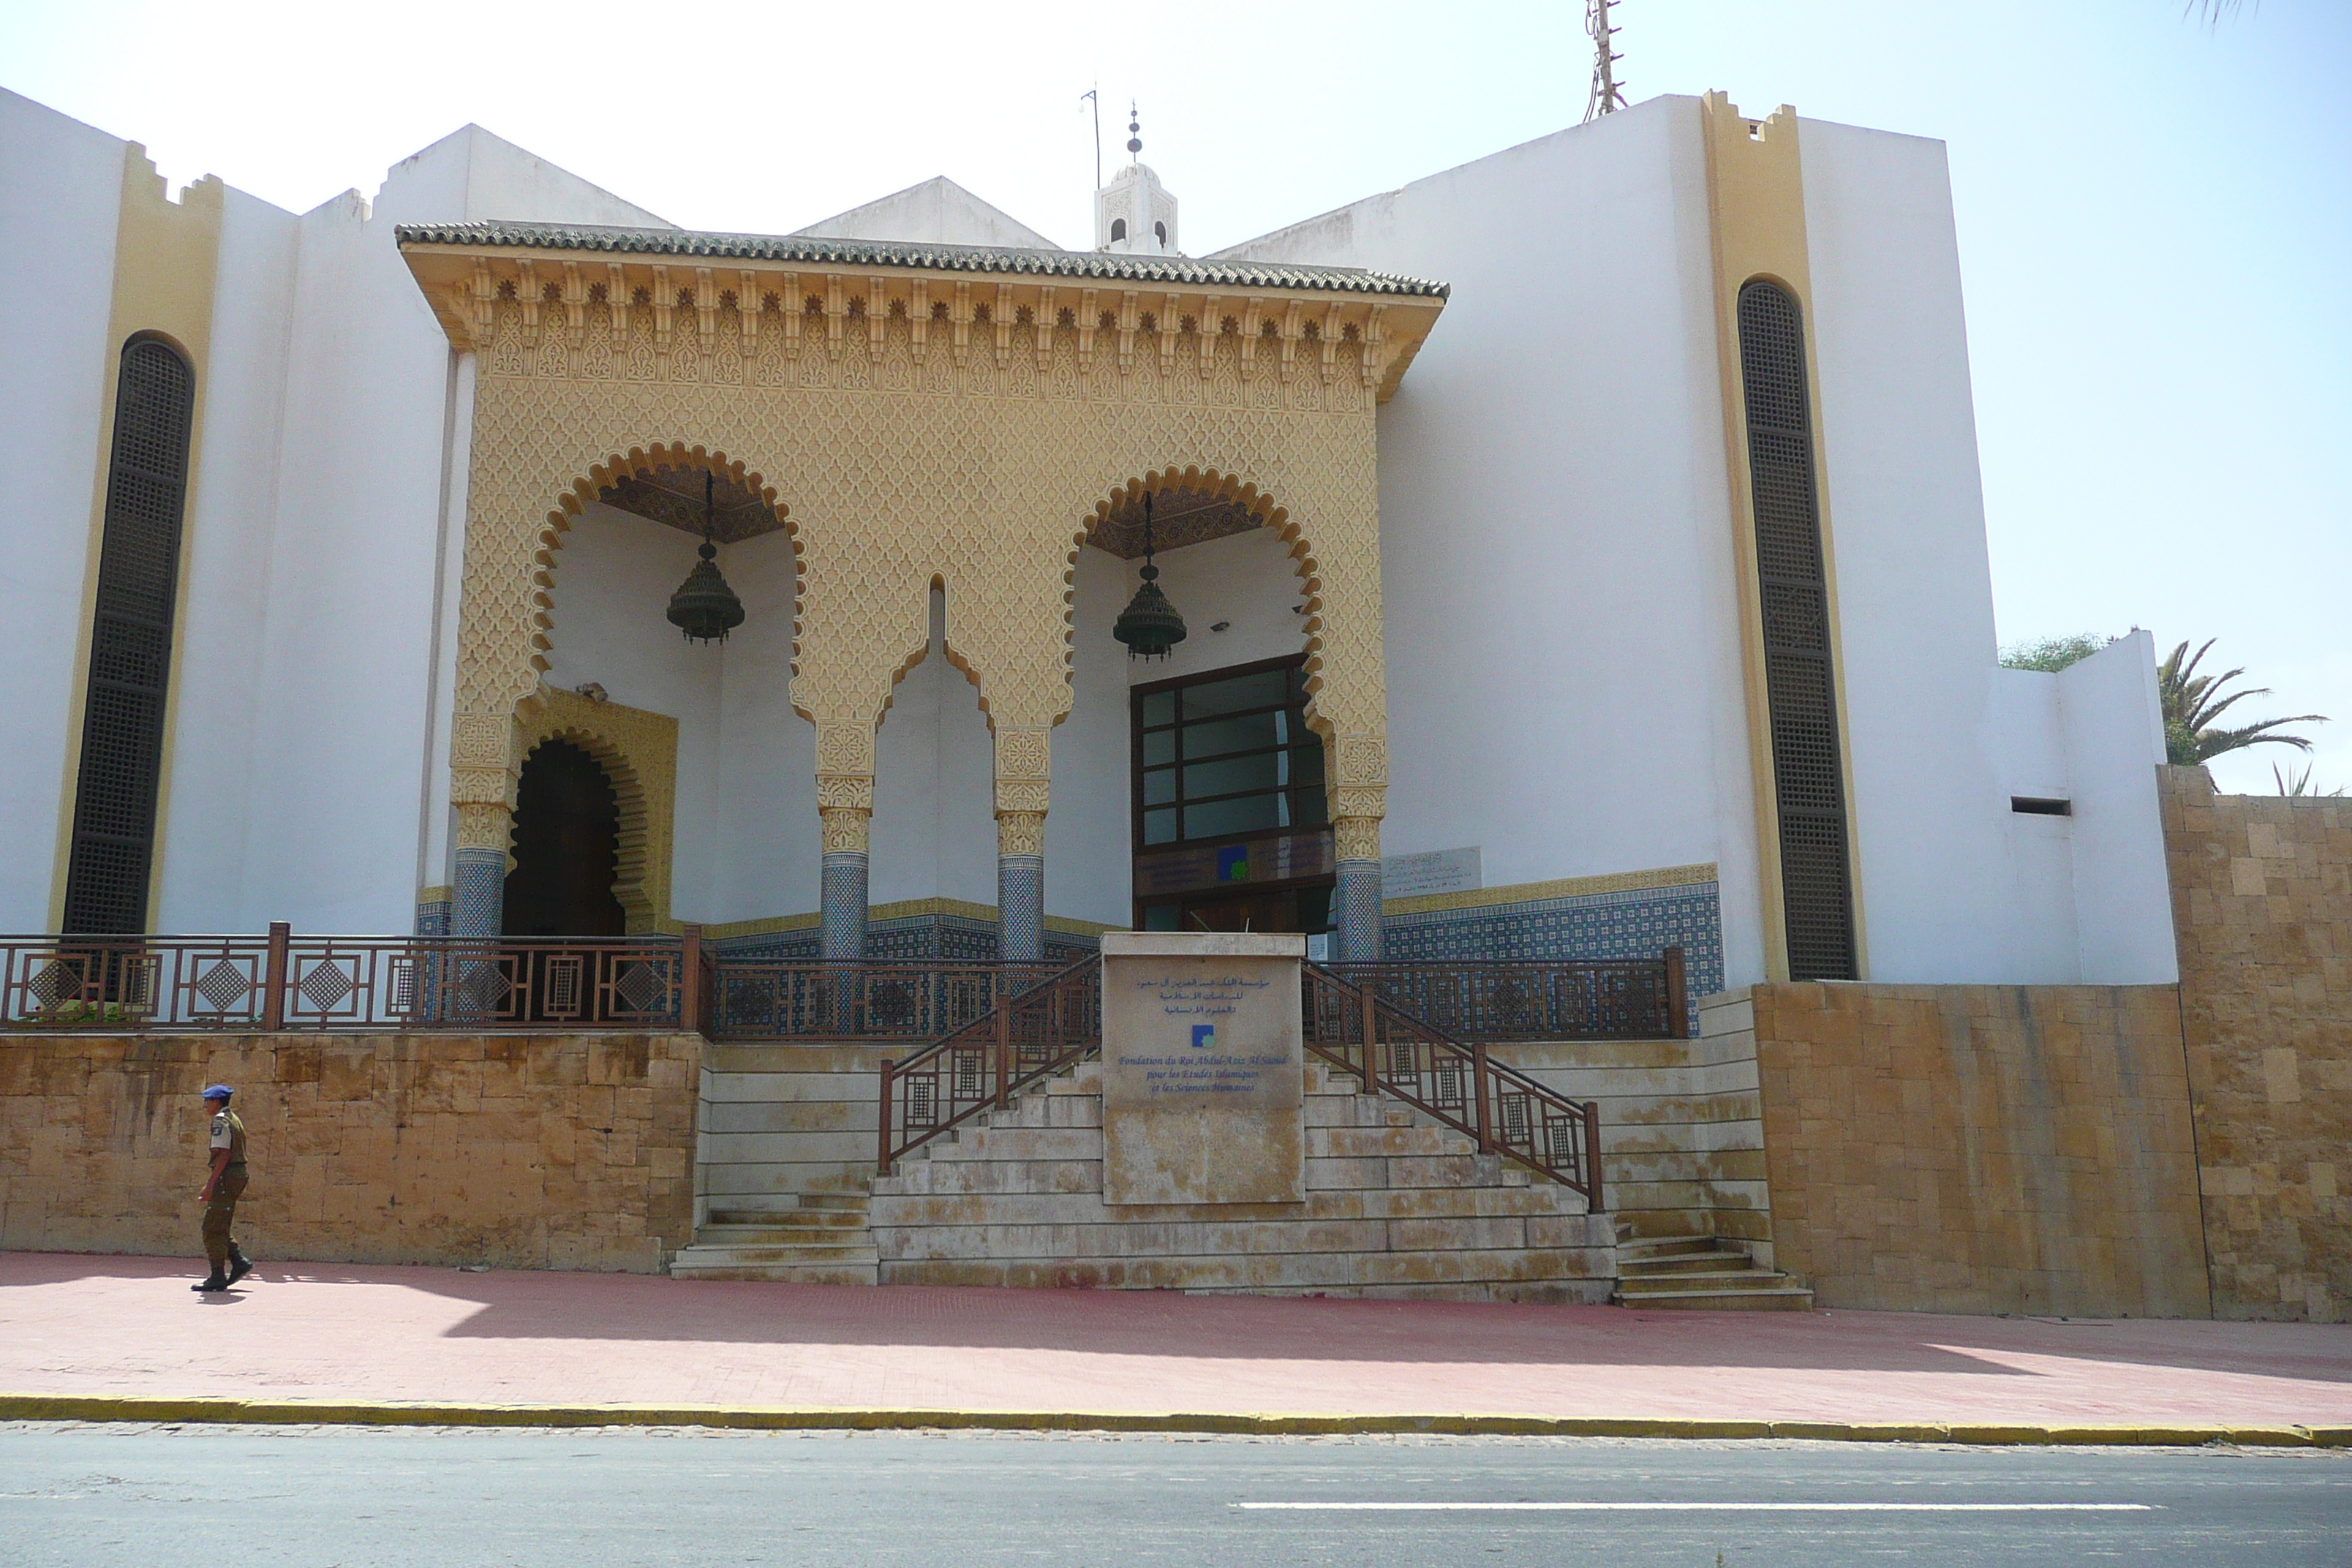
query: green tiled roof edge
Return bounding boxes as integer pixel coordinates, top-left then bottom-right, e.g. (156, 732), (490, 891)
(394, 221), (1449, 298)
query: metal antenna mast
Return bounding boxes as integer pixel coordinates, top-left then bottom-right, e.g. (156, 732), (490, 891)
(1583, 0), (1627, 123)
(1081, 86), (1102, 189)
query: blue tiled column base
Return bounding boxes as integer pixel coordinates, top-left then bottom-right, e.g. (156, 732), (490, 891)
(453, 848), (505, 938)
(998, 854), (1044, 962)
(1335, 858), (1384, 962)
(413, 897), (451, 938)
(821, 851), (870, 960)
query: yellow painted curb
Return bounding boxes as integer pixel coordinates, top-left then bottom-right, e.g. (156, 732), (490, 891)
(0, 1395), (2333, 1447)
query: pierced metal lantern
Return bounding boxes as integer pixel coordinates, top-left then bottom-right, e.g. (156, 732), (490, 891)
(666, 471), (745, 645)
(1112, 492), (1186, 660)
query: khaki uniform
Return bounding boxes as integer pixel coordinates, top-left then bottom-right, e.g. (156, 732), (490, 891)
(203, 1107), (249, 1270)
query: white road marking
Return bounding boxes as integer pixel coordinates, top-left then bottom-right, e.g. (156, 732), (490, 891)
(1234, 1501), (2157, 1512)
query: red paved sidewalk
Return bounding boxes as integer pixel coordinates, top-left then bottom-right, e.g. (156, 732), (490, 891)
(3, 1252), (2348, 1428)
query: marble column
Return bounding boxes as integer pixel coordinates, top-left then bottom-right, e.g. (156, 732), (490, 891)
(996, 810), (1046, 962)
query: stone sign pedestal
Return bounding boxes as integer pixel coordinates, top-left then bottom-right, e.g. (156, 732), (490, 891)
(1099, 932), (1305, 1206)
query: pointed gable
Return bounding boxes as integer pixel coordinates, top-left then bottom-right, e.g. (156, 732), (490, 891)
(795, 176), (1058, 251)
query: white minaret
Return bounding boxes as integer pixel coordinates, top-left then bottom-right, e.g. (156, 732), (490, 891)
(1094, 103), (1179, 255)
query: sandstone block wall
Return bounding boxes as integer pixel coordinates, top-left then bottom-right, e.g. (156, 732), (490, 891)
(1752, 983), (2207, 1318)
(0, 1032), (698, 1273)
(2162, 766), (2351, 1321)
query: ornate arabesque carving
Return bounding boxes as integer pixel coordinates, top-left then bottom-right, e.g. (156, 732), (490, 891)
(439, 250), (1398, 853)
(996, 811), (1047, 857)
(821, 806), (872, 854)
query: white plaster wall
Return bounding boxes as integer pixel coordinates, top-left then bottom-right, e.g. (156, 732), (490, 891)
(430, 125), (669, 230)
(1985, 666), (2083, 982)
(232, 176), (453, 932)
(796, 176), (1052, 250)
(2057, 631), (2176, 983)
(414, 353), (475, 905)
(710, 529), (815, 924)
(872, 589), (998, 909)
(538, 504), (727, 919)
(0, 92), (124, 930)
(230, 127), (674, 934)
(1801, 116), (2076, 983)
(153, 186), (300, 930)
(1053, 548), (1137, 927)
(1216, 97), (1769, 986)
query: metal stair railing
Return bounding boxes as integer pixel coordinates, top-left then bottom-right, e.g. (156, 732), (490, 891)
(876, 953), (1101, 1177)
(1303, 961), (1605, 1209)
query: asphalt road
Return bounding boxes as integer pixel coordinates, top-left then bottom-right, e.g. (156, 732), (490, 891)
(2, 1423), (2346, 1567)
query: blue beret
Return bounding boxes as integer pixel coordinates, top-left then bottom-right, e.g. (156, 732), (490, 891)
(202, 1085), (233, 1100)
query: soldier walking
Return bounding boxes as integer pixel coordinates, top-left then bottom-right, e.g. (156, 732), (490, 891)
(195, 1085), (255, 1293)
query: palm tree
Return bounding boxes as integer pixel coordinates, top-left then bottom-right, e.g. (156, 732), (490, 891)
(2272, 761), (2345, 799)
(2159, 639), (2328, 766)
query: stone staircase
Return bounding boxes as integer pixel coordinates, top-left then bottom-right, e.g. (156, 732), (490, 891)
(1611, 1232), (1814, 1311)
(866, 1056), (1616, 1301)
(668, 1192), (878, 1283)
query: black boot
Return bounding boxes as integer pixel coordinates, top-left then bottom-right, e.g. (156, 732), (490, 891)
(226, 1254), (255, 1286)
(192, 1273), (229, 1292)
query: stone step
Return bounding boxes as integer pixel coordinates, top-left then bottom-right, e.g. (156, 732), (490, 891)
(705, 1207), (868, 1229)
(1619, 1250), (1755, 1275)
(1611, 1285), (1815, 1311)
(1614, 1235), (1726, 1258)
(1617, 1267), (1786, 1292)
(696, 1223), (868, 1245)
(672, 1241), (880, 1267)
(668, 1258), (881, 1286)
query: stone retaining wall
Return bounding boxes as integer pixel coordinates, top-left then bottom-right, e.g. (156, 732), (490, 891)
(1751, 983), (2207, 1318)
(2162, 766), (2352, 1321)
(0, 1032), (698, 1273)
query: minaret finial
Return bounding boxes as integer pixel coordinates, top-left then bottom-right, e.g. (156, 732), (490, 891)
(1127, 102), (1142, 157)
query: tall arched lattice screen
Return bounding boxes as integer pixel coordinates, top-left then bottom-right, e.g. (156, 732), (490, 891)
(1736, 279), (1858, 981)
(62, 338), (196, 933)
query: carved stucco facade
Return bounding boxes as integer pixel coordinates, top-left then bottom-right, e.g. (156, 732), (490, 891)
(406, 238), (1439, 937)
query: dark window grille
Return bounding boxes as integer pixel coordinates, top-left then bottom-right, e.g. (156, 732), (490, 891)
(1737, 280), (1857, 981)
(63, 338), (195, 934)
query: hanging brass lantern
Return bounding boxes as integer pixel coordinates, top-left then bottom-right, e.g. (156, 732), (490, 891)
(1112, 491), (1186, 660)
(666, 470), (745, 645)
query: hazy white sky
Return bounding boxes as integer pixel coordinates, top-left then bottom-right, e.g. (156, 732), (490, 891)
(5, 1), (2345, 792)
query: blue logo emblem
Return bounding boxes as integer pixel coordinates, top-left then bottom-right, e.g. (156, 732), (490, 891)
(1216, 845), (1250, 883)
(1190, 1023), (1216, 1050)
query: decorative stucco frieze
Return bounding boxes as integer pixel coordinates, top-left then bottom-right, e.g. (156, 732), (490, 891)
(405, 238), (1429, 862)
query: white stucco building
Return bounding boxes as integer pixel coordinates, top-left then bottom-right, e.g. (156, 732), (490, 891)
(0, 84), (2177, 992)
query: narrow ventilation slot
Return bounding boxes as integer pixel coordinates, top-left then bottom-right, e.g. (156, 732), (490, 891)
(62, 339), (195, 933)
(1738, 280), (1857, 981)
